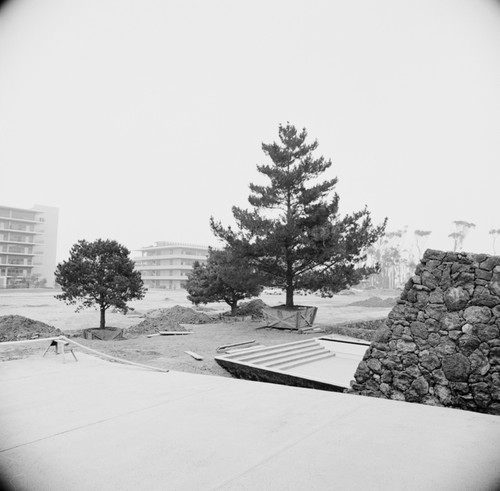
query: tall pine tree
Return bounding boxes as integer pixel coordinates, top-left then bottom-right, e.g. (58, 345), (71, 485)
(211, 123), (386, 308)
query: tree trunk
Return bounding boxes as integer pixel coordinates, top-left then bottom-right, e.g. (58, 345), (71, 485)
(285, 260), (294, 308)
(230, 301), (238, 315)
(100, 306), (106, 329)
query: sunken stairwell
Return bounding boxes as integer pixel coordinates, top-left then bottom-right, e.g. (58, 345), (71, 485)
(220, 339), (336, 371)
(349, 249), (500, 415)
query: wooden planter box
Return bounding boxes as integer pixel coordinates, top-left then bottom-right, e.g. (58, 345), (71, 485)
(263, 305), (318, 330)
(83, 328), (124, 341)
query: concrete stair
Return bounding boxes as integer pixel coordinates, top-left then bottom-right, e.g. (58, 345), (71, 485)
(220, 338), (336, 372)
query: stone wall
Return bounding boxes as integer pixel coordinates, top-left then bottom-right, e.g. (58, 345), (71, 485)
(349, 249), (500, 415)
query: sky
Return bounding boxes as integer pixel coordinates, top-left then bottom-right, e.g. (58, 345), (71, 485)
(0, 0), (499, 262)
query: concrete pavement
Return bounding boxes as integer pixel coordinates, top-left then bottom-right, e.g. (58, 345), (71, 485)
(1, 352), (499, 490)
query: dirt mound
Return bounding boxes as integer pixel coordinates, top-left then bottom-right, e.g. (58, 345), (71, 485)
(126, 305), (212, 336)
(0, 315), (62, 342)
(234, 299), (268, 319)
(347, 296), (398, 308)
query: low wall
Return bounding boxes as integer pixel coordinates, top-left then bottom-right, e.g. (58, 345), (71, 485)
(349, 249), (500, 415)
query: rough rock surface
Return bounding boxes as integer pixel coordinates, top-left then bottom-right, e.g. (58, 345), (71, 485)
(126, 305), (212, 336)
(0, 315), (62, 342)
(349, 249), (500, 416)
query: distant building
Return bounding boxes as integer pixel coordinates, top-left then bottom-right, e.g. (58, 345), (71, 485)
(133, 242), (209, 290)
(0, 204), (59, 288)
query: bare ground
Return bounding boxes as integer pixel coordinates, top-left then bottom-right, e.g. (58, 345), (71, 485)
(0, 288), (398, 377)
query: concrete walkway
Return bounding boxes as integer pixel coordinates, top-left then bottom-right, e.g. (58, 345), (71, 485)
(0, 353), (499, 490)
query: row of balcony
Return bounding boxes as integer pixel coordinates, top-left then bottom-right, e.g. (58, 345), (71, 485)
(0, 251), (40, 256)
(0, 238), (44, 245)
(135, 264), (194, 270)
(0, 225), (43, 234)
(0, 262), (34, 267)
(141, 274), (189, 281)
(134, 254), (207, 262)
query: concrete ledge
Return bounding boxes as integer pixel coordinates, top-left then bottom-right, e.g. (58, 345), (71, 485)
(1, 353), (499, 490)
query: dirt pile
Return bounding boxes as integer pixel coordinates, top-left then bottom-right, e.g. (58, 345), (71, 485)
(126, 305), (212, 336)
(347, 296), (397, 308)
(234, 299), (268, 319)
(0, 315), (62, 342)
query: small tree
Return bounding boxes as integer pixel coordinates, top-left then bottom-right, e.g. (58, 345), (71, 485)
(414, 229), (432, 259)
(186, 247), (263, 314)
(211, 123), (386, 308)
(448, 220), (476, 252)
(55, 239), (146, 328)
(489, 228), (500, 255)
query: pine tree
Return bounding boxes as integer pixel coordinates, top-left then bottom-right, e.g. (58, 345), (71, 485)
(211, 123), (386, 308)
(186, 247), (263, 314)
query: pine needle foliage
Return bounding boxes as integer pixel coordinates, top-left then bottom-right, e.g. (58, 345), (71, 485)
(211, 123), (387, 308)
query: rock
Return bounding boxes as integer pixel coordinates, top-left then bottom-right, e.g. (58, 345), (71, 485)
(429, 289), (444, 304)
(469, 350), (490, 375)
(415, 291), (430, 307)
(440, 312), (463, 331)
(461, 323), (473, 334)
(396, 340), (417, 353)
(476, 324), (500, 342)
(410, 376), (429, 397)
(490, 347), (500, 365)
(367, 358), (382, 373)
(421, 271), (439, 290)
(458, 334), (481, 356)
(424, 250), (446, 261)
(479, 257), (500, 271)
(436, 338), (457, 356)
(442, 353), (471, 382)
(475, 269), (493, 281)
(410, 321), (428, 339)
(428, 332), (441, 347)
(350, 250), (500, 415)
(490, 271), (500, 296)
(393, 373), (413, 391)
(471, 382), (491, 408)
(443, 287), (470, 311)
(424, 304), (447, 321)
(435, 385), (452, 404)
(420, 352), (441, 371)
(463, 306), (492, 324)
(471, 285), (500, 307)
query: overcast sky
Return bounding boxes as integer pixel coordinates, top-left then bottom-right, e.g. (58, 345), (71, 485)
(1, 0), (499, 261)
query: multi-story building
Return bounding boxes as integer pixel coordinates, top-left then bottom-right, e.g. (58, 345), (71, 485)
(0, 204), (59, 288)
(134, 242), (209, 290)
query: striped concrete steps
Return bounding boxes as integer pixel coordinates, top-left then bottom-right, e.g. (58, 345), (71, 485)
(224, 340), (318, 364)
(251, 346), (329, 367)
(220, 338), (337, 371)
(222, 338), (317, 359)
(273, 351), (337, 371)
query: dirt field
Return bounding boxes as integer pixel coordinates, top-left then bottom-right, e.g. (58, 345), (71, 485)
(0, 288), (398, 377)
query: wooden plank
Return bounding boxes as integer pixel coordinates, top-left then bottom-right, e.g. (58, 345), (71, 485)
(184, 350), (203, 361)
(159, 331), (193, 336)
(216, 340), (256, 352)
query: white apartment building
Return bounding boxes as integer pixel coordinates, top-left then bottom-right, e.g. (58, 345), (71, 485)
(134, 242), (209, 290)
(0, 204), (59, 288)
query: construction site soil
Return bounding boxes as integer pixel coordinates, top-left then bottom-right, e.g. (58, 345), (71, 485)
(0, 289), (397, 376)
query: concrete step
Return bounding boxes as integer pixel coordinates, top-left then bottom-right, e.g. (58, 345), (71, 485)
(249, 346), (326, 366)
(263, 347), (333, 368)
(274, 352), (337, 371)
(222, 338), (317, 360)
(224, 339), (317, 362)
